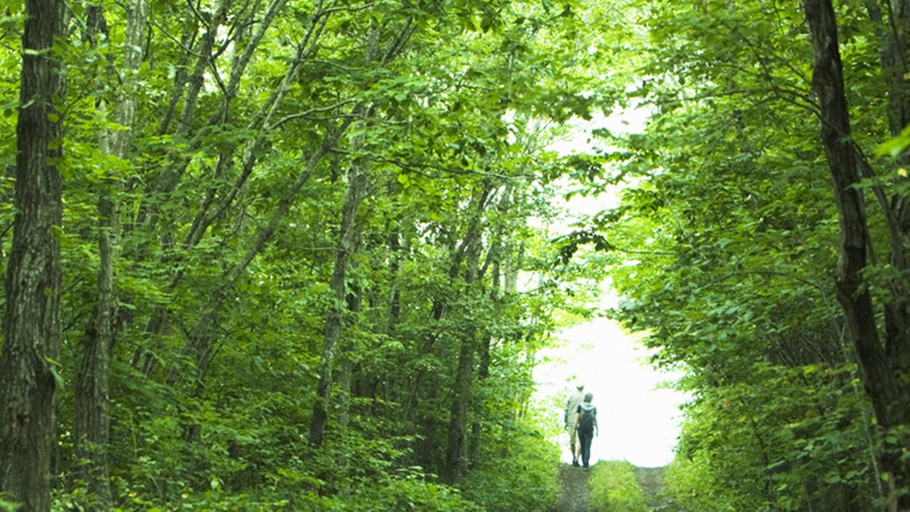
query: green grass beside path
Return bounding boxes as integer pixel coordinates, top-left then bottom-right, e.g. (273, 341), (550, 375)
(588, 460), (648, 512)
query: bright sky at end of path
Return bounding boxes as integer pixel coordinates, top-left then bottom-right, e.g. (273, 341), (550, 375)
(534, 316), (687, 468)
(533, 106), (688, 468)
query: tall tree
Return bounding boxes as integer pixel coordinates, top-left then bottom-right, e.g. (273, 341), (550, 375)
(804, 0), (910, 507)
(0, 0), (67, 508)
(0, 0), (607, 508)
(74, 0), (148, 506)
(571, 0), (910, 508)
(308, 120), (371, 448)
(442, 182), (490, 483)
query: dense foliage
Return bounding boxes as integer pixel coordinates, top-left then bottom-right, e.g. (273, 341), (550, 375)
(566, 0), (910, 510)
(7, 0), (910, 509)
(0, 0), (613, 510)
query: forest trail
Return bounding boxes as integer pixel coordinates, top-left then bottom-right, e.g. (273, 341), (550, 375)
(553, 463), (685, 512)
(553, 463), (591, 512)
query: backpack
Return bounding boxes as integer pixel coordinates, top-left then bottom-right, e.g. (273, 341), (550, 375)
(578, 404), (595, 434)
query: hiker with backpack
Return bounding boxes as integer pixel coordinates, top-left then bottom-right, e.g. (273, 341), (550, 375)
(573, 392), (598, 470)
(564, 384), (585, 466)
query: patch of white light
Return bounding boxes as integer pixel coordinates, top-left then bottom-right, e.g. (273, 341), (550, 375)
(532, 106), (689, 468)
(534, 315), (687, 468)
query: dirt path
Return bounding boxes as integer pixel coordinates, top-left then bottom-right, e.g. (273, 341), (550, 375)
(552, 463), (591, 512)
(552, 463), (686, 512)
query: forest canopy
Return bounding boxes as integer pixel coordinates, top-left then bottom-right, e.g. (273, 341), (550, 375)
(0, 0), (615, 510)
(3, 0), (910, 511)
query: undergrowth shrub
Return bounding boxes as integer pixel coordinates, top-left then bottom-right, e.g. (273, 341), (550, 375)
(78, 435), (482, 512)
(664, 455), (740, 512)
(461, 416), (561, 512)
(588, 460), (646, 512)
(63, 393), (484, 512)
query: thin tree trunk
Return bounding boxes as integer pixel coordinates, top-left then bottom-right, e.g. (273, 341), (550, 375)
(306, 21), (418, 448)
(125, 7), (328, 372)
(129, 17), (328, 375)
(0, 0), (66, 508)
(337, 280), (362, 429)
(406, 185), (494, 472)
(135, 0), (234, 226)
(163, 16), (415, 389)
(165, 113), (356, 387)
(443, 183), (496, 483)
(466, 185), (511, 468)
(75, 0), (147, 506)
(443, 262), (480, 483)
(138, 0), (323, 232)
(174, 0), (233, 137)
(864, 0), (910, 378)
(413, 298), (445, 471)
(156, 22), (195, 136)
(382, 185), (405, 406)
(308, 147), (370, 448)
(505, 240), (522, 293)
(803, 0), (910, 509)
(468, 257), (499, 467)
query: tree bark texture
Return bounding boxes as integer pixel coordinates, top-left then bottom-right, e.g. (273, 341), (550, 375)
(0, 0), (66, 508)
(803, 0), (910, 508)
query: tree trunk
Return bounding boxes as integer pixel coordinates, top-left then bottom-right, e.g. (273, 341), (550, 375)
(74, 0), (147, 506)
(384, 191), (403, 405)
(803, 0), (910, 508)
(307, 150), (369, 448)
(129, 17), (325, 376)
(468, 258), (499, 467)
(467, 186), (510, 468)
(337, 282), (362, 429)
(865, 0), (910, 139)
(164, 115), (352, 387)
(442, 327), (475, 484)
(443, 184), (494, 484)
(406, 187), (493, 472)
(864, 0), (910, 380)
(0, 0), (66, 508)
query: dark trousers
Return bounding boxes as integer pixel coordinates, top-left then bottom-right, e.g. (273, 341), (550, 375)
(578, 428), (594, 468)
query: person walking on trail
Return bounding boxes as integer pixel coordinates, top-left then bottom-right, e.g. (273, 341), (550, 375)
(573, 392), (598, 470)
(564, 384), (585, 466)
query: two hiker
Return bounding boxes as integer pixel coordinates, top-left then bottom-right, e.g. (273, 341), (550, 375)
(564, 384), (598, 469)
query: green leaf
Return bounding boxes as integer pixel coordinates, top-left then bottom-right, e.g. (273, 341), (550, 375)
(45, 357), (64, 391)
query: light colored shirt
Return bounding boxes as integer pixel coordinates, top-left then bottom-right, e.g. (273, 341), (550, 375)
(565, 390), (584, 427)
